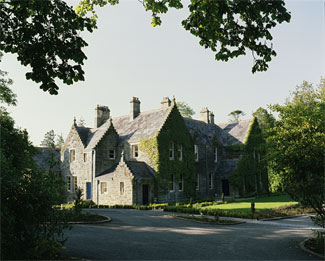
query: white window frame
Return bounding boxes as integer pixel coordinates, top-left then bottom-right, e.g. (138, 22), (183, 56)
(178, 144), (183, 161)
(169, 174), (175, 192)
(109, 149), (115, 160)
(66, 176), (72, 192)
(194, 145), (199, 162)
(169, 142), (174, 160)
(70, 149), (76, 162)
(214, 147), (218, 163)
(101, 182), (108, 194)
(132, 144), (139, 158)
(73, 176), (78, 192)
(178, 174), (183, 191)
(195, 174), (200, 191)
(208, 173), (213, 189)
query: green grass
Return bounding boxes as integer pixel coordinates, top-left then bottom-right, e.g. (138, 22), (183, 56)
(200, 195), (298, 213)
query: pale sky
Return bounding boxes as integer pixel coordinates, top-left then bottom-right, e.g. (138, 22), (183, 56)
(1, 0), (324, 146)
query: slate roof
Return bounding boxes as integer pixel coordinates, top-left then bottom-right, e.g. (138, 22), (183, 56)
(216, 119), (252, 146)
(184, 118), (252, 147)
(215, 159), (239, 175)
(96, 161), (155, 180)
(33, 147), (60, 171)
(112, 107), (172, 142)
(75, 107), (172, 150)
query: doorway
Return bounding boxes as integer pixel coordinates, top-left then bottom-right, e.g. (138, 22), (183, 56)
(222, 179), (230, 196)
(142, 184), (149, 205)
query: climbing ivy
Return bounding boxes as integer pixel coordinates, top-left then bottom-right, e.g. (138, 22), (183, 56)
(229, 118), (268, 196)
(139, 106), (196, 199)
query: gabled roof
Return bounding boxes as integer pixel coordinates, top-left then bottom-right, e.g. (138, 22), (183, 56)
(216, 119), (252, 146)
(71, 107), (172, 150)
(112, 107), (172, 143)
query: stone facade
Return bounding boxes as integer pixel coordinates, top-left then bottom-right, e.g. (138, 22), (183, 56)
(60, 97), (266, 205)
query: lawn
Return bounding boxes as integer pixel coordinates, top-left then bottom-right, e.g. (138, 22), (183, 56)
(200, 195), (298, 213)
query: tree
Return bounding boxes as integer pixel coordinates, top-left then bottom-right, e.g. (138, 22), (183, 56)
(268, 79), (325, 225)
(176, 101), (195, 119)
(1, 108), (66, 259)
(77, 0), (291, 73)
(228, 110), (245, 122)
(56, 134), (65, 149)
(41, 130), (56, 148)
(0, 51), (16, 106)
(0, 0), (94, 95)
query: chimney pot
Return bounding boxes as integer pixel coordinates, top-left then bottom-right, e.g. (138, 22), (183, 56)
(130, 97), (141, 120)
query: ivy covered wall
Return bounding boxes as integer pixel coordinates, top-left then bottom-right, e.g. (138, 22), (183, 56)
(139, 106), (196, 201)
(229, 118), (269, 196)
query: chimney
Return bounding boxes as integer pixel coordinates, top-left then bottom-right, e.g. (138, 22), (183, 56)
(161, 97), (171, 108)
(210, 112), (215, 124)
(130, 97), (141, 120)
(94, 105), (110, 128)
(200, 107), (210, 124)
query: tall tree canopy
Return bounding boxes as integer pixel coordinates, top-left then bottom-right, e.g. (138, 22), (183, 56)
(228, 110), (245, 122)
(268, 79), (325, 224)
(0, 0), (94, 95)
(77, 0), (291, 73)
(176, 101), (195, 118)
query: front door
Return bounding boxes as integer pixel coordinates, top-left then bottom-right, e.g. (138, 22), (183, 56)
(86, 182), (92, 200)
(222, 179), (230, 196)
(142, 184), (149, 205)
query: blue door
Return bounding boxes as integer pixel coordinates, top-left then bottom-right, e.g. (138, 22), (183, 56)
(86, 182), (92, 200)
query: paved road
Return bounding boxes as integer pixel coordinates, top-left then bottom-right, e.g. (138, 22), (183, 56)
(61, 209), (319, 260)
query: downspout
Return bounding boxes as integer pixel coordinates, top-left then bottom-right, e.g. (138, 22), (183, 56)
(92, 149), (96, 202)
(205, 145), (208, 195)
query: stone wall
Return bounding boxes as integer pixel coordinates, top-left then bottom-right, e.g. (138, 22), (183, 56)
(61, 126), (92, 201)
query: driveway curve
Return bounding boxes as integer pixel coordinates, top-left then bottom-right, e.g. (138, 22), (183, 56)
(61, 209), (318, 260)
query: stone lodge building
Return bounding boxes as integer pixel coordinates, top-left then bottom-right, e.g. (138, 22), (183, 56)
(60, 97), (267, 205)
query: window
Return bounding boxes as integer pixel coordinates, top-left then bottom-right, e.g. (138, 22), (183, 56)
(66, 176), (71, 192)
(169, 143), (174, 160)
(178, 174), (183, 191)
(132, 145), (138, 158)
(70, 149), (75, 162)
(178, 144), (183, 161)
(120, 182), (124, 195)
(214, 147), (218, 163)
(101, 182), (108, 194)
(195, 174), (199, 190)
(83, 153), (87, 162)
(73, 176), (78, 192)
(169, 174), (175, 191)
(208, 173), (213, 189)
(194, 145), (199, 162)
(109, 149), (115, 160)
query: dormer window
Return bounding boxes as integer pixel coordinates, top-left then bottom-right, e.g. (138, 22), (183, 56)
(169, 143), (174, 160)
(70, 149), (76, 162)
(178, 144), (183, 161)
(109, 149), (115, 160)
(132, 145), (138, 158)
(194, 145), (199, 162)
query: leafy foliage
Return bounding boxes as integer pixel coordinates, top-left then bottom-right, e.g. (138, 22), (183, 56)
(41, 129), (56, 148)
(77, 0), (290, 73)
(176, 101), (195, 119)
(228, 110), (245, 122)
(139, 106), (196, 198)
(56, 133), (65, 149)
(0, 0), (94, 94)
(0, 109), (66, 259)
(0, 51), (16, 106)
(268, 79), (325, 225)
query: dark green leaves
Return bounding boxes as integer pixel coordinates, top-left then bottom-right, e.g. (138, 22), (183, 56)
(182, 0), (291, 73)
(0, 0), (95, 94)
